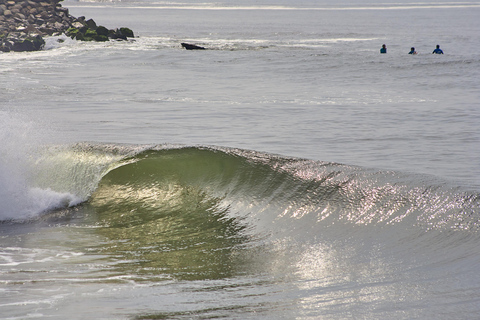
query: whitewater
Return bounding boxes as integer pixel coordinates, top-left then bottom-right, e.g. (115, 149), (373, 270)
(1, 0), (480, 319)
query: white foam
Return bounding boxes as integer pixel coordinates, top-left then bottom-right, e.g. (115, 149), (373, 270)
(0, 112), (83, 221)
(0, 178), (81, 221)
(26, 187), (83, 215)
(0, 247), (84, 267)
(0, 173), (83, 221)
(43, 34), (78, 51)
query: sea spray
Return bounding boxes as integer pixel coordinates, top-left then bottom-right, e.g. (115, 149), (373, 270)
(0, 113), (83, 220)
(0, 112), (39, 220)
(43, 34), (78, 51)
(0, 113), (177, 221)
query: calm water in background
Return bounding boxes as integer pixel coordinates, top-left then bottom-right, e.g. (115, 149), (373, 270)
(1, 1), (480, 319)
(2, 0), (480, 186)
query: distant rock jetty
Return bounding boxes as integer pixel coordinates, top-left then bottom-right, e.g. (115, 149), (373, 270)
(0, 0), (134, 52)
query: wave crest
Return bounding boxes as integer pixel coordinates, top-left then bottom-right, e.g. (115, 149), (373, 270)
(2, 143), (479, 232)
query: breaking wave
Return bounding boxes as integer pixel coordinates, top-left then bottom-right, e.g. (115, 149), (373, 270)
(3, 142), (478, 235)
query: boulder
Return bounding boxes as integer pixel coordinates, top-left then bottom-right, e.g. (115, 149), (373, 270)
(11, 35), (44, 51)
(96, 25), (109, 36)
(55, 6), (67, 14)
(119, 27), (134, 38)
(84, 28), (97, 40)
(94, 34), (108, 42)
(66, 27), (78, 38)
(71, 21), (83, 29)
(108, 29), (127, 40)
(75, 32), (84, 41)
(12, 39), (36, 51)
(0, 44), (10, 52)
(85, 18), (96, 30)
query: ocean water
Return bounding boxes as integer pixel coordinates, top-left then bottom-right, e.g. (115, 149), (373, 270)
(1, 0), (480, 319)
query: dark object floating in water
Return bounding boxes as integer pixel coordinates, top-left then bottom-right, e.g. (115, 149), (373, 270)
(181, 43), (206, 50)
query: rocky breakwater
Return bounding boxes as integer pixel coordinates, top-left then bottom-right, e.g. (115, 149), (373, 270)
(0, 0), (134, 52)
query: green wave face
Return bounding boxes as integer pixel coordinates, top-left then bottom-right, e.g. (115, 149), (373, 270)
(88, 148), (258, 281)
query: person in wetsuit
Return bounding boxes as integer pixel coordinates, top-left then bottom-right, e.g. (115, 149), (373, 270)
(432, 45), (444, 54)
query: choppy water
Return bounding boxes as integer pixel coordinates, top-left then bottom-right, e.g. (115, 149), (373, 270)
(1, 0), (480, 319)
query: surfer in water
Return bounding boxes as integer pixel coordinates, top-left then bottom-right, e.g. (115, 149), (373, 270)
(432, 44), (444, 54)
(380, 44), (387, 54)
(408, 47), (417, 54)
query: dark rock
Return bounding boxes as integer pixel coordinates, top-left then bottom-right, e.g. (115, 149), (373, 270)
(12, 41), (35, 52)
(94, 34), (108, 42)
(12, 35), (44, 52)
(66, 27), (78, 38)
(79, 28), (101, 42)
(55, 6), (67, 14)
(96, 25), (108, 37)
(85, 18), (96, 30)
(119, 27), (134, 38)
(40, 10), (49, 19)
(108, 29), (126, 40)
(31, 34), (45, 49)
(181, 42), (206, 50)
(0, 45), (10, 52)
(84, 28), (97, 38)
(79, 26), (88, 34)
(75, 32), (84, 41)
(39, 27), (54, 35)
